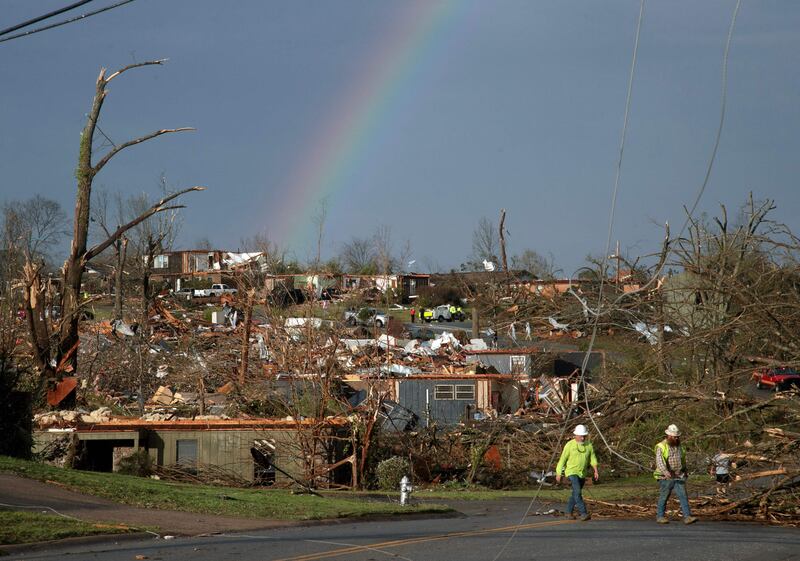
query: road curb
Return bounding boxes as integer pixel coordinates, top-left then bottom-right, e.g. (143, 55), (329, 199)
(195, 507), (463, 537)
(0, 510), (461, 555)
(0, 531), (154, 555)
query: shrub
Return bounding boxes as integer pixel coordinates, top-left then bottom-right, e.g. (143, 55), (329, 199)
(375, 456), (410, 491)
(117, 450), (153, 477)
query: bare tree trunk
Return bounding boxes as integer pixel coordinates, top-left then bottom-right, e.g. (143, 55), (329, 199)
(499, 209), (509, 276)
(137, 343), (145, 416)
(656, 287), (667, 378)
(22, 262), (52, 379)
(197, 373), (206, 416)
(43, 60), (199, 385)
(113, 237), (127, 320)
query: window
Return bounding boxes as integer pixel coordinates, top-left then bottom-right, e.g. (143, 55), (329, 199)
(455, 385), (475, 400)
(434, 384), (475, 400)
(434, 385), (454, 400)
(510, 355), (527, 375)
(176, 439), (198, 474)
(194, 254), (209, 271)
(153, 254), (169, 269)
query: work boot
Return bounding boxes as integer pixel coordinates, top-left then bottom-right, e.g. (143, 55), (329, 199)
(580, 514), (592, 521)
(657, 517), (669, 524)
(683, 516), (698, 525)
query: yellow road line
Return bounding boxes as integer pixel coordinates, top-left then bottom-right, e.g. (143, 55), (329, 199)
(272, 519), (575, 561)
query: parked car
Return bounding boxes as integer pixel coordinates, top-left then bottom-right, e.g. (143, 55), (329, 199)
(752, 367), (800, 391)
(432, 305), (452, 322)
(343, 307), (388, 328)
(195, 284), (238, 297)
(419, 305), (452, 323)
(173, 287), (194, 300)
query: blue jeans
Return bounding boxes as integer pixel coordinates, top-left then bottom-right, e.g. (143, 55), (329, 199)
(566, 475), (587, 516)
(657, 479), (691, 518)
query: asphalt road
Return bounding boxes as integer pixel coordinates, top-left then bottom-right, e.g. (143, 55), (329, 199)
(11, 498), (799, 561)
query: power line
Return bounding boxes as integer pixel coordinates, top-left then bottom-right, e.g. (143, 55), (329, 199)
(0, 0), (137, 45)
(0, 1), (95, 37)
(676, 0), (742, 240)
(606, 0), (743, 307)
(584, 0), (743, 473)
(492, 6), (649, 560)
(579, 0), (650, 473)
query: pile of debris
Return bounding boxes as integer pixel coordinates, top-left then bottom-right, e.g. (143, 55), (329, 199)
(34, 407), (113, 428)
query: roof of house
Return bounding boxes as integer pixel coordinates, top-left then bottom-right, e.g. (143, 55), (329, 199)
(358, 373), (517, 381)
(45, 417), (348, 432)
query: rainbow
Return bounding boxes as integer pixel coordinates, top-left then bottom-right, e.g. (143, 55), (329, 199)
(270, 0), (462, 252)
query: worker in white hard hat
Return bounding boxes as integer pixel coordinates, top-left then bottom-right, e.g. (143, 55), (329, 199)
(654, 424), (697, 525)
(555, 424), (599, 521)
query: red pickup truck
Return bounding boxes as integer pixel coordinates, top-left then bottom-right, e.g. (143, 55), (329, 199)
(752, 367), (800, 391)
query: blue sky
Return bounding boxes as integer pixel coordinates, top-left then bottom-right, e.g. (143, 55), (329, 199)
(1, 0), (798, 275)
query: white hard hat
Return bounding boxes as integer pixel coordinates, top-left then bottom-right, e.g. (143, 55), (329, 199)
(665, 424), (681, 437)
(573, 424), (589, 436)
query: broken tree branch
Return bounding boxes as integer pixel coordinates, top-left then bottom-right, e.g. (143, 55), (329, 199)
(93, 128), (195, 174)
(84, 186), (204, 262)
(104, 59), (167, 83)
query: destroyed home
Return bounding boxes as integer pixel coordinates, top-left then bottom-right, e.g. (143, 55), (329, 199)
(464, 348), (606, 414)
(430, 270), (535, 291)
(465, 348), (606, 379)
(342, 273), (430, 302)
(518, 278), (585, 298)
(391, 373), (522, 425)
(34, 416), (348, 486)
(149, 249), (265, 290)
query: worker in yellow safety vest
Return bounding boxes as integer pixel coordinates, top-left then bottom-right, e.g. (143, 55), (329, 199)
(555, 424), (598, 521)
(422, 308), (433, 322)
(654, 424), (697, 525)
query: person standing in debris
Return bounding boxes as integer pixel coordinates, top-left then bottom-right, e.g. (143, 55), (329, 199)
(410, 307), (415, 323)
(556, 424), (598, 521)
(509, 322), (517, 344)
(655, 424), (697, 524)
(525, 321), (531, 341)
(487, 328), (498, 348)
(708, 449), (732, 494)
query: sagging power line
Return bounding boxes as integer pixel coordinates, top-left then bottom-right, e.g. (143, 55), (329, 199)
(0, 0), (137, 45)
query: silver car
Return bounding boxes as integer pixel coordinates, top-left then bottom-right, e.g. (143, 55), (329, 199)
(344, 307), (388, 328)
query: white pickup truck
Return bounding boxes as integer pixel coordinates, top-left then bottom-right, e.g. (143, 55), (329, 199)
(193, 283), (238, 298)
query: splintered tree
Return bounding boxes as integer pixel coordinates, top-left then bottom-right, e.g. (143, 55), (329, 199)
(23, 60), (203, 387)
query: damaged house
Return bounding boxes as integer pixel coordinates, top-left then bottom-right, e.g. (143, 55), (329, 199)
(34, 417), (349, 486)
(464, 348), (606, 414)
(353, 373), (522, 427)
(148, 249), (265, 291)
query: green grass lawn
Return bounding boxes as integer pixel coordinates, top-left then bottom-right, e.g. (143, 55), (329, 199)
(0, 457), (451, 521)
(0, 511), (133, 545)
